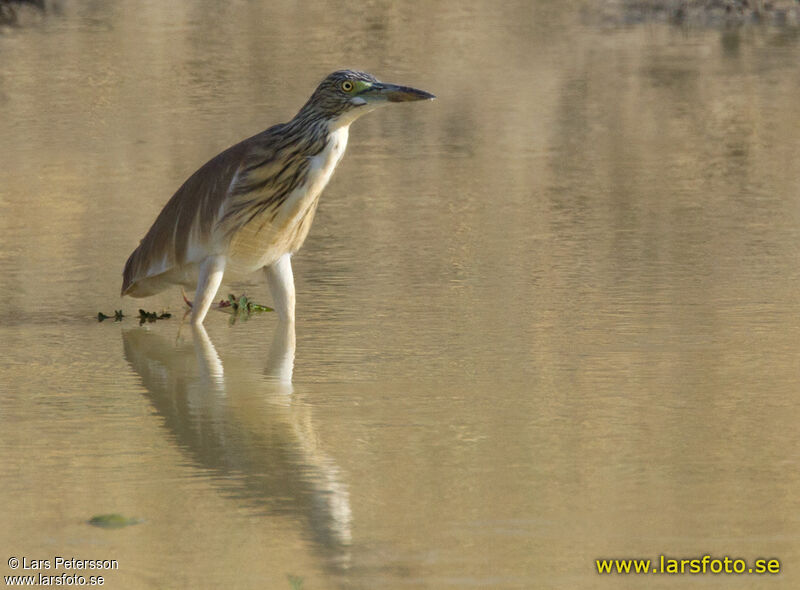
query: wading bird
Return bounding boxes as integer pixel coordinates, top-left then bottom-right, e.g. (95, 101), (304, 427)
(121, 70), (434, 324)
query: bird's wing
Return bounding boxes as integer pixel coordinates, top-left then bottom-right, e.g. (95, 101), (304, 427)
(121, 141), (248, 297)
(121, 124), (319, 298)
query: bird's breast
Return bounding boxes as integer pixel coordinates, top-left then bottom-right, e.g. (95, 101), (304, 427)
(226, 125), (350, 273)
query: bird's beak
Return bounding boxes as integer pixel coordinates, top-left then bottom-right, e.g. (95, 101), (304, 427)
(369, 82), (436, 102)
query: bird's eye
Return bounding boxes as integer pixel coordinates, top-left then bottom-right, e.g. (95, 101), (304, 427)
(341, 81), (354, 92)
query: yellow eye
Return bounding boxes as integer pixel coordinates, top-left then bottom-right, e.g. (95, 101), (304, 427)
(341, 80), (354, 92)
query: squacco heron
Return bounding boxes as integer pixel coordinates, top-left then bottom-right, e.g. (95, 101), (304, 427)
(121, 70), (434, 324)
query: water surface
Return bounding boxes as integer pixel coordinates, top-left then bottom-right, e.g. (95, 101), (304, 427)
(2, 2), (800, 588)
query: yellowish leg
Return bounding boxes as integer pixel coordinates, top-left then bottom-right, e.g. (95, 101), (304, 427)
(264, 253), (295, 323)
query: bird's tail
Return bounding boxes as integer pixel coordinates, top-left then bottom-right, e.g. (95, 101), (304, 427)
(121, 247), (141, 296)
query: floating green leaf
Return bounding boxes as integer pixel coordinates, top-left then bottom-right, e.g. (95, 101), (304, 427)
(88, 514), (142, 529)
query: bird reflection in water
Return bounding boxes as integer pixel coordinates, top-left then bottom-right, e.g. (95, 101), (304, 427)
(122, 320), (352, 574)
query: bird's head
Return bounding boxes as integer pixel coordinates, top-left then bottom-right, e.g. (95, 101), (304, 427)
(297, 70), (435, 126)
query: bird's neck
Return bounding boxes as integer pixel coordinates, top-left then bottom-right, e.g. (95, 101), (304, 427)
(285, 107), (329, 136)
(278, 111), (355, 167)
(324, 124), (350, 157)
(291, 103), (370, 135)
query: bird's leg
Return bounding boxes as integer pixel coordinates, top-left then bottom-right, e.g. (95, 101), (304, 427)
(192, 254), (226, 324)
(264, 253), (295, 323)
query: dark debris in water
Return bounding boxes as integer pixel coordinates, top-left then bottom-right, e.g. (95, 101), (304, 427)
(592, 0), (800, 28)
(96, 309), (170, 324)
(97, 293), (270, 324)
(97, 310), (125, 322)
(138, 309), (171, 325)
(0, 0), (45, 27)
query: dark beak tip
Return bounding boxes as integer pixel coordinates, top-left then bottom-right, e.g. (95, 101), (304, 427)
(383, 83), (436, 103)
(410, 88), (436, 102)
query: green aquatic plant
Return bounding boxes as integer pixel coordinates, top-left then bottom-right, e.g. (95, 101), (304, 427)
(218, 294), (274, 324)
(287, 574), (304, 590)
(224, 293), (273, 314)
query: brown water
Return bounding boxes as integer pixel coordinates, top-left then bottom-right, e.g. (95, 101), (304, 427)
(2, 1), (800, 588)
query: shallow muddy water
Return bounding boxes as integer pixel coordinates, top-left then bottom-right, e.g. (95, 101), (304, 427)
(2, 1), (800, 588)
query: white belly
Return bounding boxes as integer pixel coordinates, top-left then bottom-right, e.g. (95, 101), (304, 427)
(226, 125), (349, 274)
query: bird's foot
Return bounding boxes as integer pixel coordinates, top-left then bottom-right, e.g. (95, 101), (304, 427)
(182, 289), (193, 309)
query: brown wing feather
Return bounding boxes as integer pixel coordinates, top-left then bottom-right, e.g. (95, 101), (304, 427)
(121, 141), (249, 297)
(122, 118), (329, 298)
